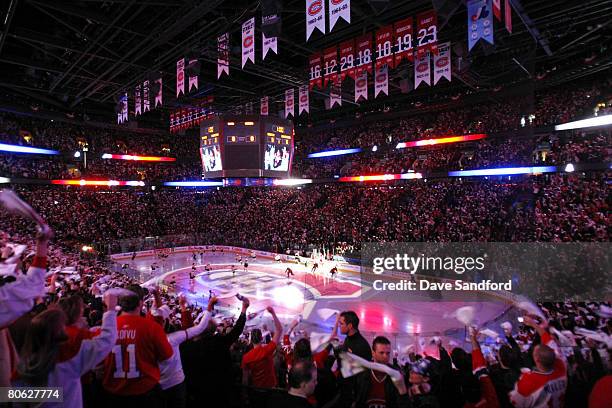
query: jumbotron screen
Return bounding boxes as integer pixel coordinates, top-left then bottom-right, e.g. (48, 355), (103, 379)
(200, 116), (293, 178)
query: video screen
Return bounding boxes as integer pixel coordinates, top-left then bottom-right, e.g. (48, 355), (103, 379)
(263, 122), (293, 172)
(201, 145), (222, 172)
(264, 144), (290, 171)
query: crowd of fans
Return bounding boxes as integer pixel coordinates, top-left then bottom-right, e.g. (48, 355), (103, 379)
(1, 214), (610, 407)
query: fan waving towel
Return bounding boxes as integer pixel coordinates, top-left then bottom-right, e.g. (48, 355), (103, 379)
(0, 189), (46, 226)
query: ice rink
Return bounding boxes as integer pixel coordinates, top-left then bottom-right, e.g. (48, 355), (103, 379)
(120, 249), (513, 344)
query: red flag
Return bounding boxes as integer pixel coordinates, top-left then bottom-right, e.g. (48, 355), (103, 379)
(309, 53), (323, 90)
(355, 33), (373, 78)
(375, 25), (394, 70)
(339, 39), (356, 81)
(394, 17), (414, 66)
(416, 10), (438, 59)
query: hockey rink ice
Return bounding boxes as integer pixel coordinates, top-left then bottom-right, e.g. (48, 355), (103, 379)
(120, 250), (513, 344)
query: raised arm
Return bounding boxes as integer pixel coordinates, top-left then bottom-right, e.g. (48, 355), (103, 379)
(267, 306), (282, 345)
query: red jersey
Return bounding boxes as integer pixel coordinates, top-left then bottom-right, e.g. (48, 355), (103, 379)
(58, 325), (98, 362)
(241, 341), (277, 388)
(103, 314), (173, 396)
(367, 370), (388, 408)
(509, 332), (567, 408)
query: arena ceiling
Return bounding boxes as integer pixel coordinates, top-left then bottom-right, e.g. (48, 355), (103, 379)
(0, 0), (610, 125)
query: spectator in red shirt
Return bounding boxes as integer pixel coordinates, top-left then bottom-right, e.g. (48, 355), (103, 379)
(242, 306), (282, 407)
(102, 284), (174, 408)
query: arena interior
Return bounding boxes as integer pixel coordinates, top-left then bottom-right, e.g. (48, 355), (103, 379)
(0, 0), (610, 407)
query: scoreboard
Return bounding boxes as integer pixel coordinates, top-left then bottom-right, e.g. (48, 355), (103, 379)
(200, 115), (294, 178)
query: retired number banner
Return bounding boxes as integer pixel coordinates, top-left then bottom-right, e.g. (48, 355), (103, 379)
(416, 10), (438, 59)
(323, 46), (339, 87)
(218, 33), (230, 78)
(339, 39), (355, 81)
(375, 25), (394, 70)
(309, 53), (323, 89)
(394, 17), (414, 66)
(355, 33), (373, 78)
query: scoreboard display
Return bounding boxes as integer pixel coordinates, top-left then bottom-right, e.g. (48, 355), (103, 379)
(200, 115), (293, 178)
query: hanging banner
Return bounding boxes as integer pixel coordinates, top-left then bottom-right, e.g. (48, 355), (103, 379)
(121, 92), (128, 122)
(135, 85), (141, 116)
(433, 42), (451, 84)
(374, 66), (388, 98)
(306, 0), (326, 41)
(330, 77), (342, 107)
(299, 85), (309, 114)
(416, 10), (438, 59)
(285, 88), (295, 118)
(176, 58), (185, 97)
(394, 17), (414, 66)
(375, 25), (394, 70)
(245, 102), (253, 115)
(505, 0), (512, 33)
(242, 18), (255, 68)
(493, 0), (501, 20)
(154, 78), (162, 108)
(414, 52), (431, 88)
(329, 0), (350, 31)
(188, 59), (198, 92)
(323, 46), (339, 87)
(354, 71), (368, 102)
(143, 80), (150, 112)
(309, 53), (323, 89)
(468, 0), (494, 51)
(339, 39), (355, 81)
(262, 33), (278, 60)
(355, 33), (373, 78)
(260, 96), (269, 116)
(218, 33), (230, 78)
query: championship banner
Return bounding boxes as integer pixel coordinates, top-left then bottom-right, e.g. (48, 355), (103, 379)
(493, 0), (501, 20)
(376, 26), (395, 71)
(433, 42), (451, 84)
(299, 85), (309, 114)
(414, 52), (431, 88)
(242, 18), (255, 68)
(394, 17), (414, 66)
(262, 33), (278, 60)
(505, 0), (512, 33)
(154, 78), (162, 108)
(306, 0), (326, 41)
(143, 80), (150, 112)
(261, 96), (269, 116)
(339, 39), (355, 81)
(354, 71), (368, 102)
(188, 59), (198, 92)
(468, 0), (494, 51)
(416, 10), (438, 59)
(285, 88), (294, 118)
(374, 65), (388, 98)
(135, 85), (141, 116)
(176, 58), (185, 97)
(218, 33), (230, 78)
(323, 46), (339, 87)
(309, 53), (323, 89)
(121, 92), (128, 122)
(355, 33), (373, 77)
(245, 102), (253, 115)
(329, 0), (350, 31)
(330, 77), (342, 107)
